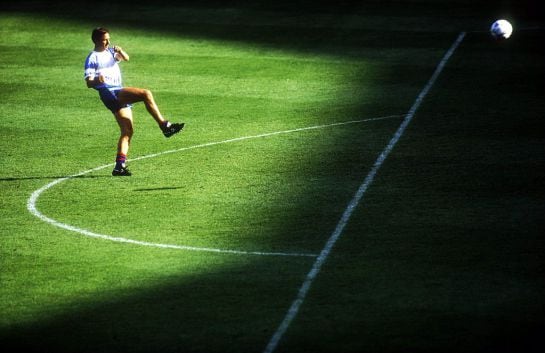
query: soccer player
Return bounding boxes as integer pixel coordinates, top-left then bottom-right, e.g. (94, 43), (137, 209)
(84, 27), (184, 176)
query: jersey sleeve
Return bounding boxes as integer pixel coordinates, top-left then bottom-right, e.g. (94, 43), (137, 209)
(84, 53), (97, 80)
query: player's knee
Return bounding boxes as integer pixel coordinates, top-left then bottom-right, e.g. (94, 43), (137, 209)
(143, 89), (153, 102)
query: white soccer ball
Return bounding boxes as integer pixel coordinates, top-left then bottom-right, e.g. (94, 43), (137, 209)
(490, 19), (513, 39)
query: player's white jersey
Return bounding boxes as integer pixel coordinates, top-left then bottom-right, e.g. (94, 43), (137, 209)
(84, 48), (122, 90)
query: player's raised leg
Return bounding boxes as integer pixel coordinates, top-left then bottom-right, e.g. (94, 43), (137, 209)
(117, 87), (184, 137)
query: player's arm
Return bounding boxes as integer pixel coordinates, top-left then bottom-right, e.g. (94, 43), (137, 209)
(113, 46), (129, 61)
(84, 57), (104, 88)
(85, 75), (105, 88)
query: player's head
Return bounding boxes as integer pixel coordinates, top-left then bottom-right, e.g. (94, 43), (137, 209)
(91, 27), (110, 44)
(91, 27), (110, 50)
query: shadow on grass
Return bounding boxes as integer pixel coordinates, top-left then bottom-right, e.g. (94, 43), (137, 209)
(133, 186), (186, 192)
(0, 175), (107, 182)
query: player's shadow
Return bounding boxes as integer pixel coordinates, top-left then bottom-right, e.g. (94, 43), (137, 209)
(133, 186), (185, 192)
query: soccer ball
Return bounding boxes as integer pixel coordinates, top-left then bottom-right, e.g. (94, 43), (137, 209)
(490, 19), (513, 39)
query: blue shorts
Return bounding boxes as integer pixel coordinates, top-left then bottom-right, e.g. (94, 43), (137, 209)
(97, 88), (132, 113)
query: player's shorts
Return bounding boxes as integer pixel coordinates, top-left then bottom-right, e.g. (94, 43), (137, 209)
(97, 87), (132, 113)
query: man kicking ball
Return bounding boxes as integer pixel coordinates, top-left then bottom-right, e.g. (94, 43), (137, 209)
(84, 27), (184, 176)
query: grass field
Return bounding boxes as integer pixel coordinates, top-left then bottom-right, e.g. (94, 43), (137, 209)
(1, 1), (544, 352)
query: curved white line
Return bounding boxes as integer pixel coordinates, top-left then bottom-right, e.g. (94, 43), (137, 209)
(27, 115), (401, 257)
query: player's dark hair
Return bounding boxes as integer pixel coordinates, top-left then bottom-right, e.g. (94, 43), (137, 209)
(91, 27), (109, 43)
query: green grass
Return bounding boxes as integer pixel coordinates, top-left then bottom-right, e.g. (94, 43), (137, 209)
(1, 1), (544, 352)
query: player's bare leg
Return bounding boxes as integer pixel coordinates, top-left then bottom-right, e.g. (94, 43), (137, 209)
(118, 87), (164, 125)
(117, 87), (184, 137)
(112, 107), (133, 176)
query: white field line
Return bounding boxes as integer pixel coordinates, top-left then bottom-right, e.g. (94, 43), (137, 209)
(263, 32), (466, 353)
(27, 115), (402, 258)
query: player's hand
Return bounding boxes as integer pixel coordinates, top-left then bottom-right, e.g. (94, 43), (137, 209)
(112, 46), (129, 61)
(97, 75), (105, 83)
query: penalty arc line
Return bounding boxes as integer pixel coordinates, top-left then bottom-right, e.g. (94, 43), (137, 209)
(263, 31), (466, 353)
(27, 115), (402, 258)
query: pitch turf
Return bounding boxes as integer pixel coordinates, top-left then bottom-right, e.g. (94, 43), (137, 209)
(1, 1), (544, 352)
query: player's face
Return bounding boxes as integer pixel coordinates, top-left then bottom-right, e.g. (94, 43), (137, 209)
(96, 33), (111, 51)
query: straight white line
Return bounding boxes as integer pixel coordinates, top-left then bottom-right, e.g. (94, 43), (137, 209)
(26, 115), (401, 257)
(263, 32), (466, 353)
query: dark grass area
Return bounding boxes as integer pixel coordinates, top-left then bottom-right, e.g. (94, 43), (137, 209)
(285, 28), (545, 353)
